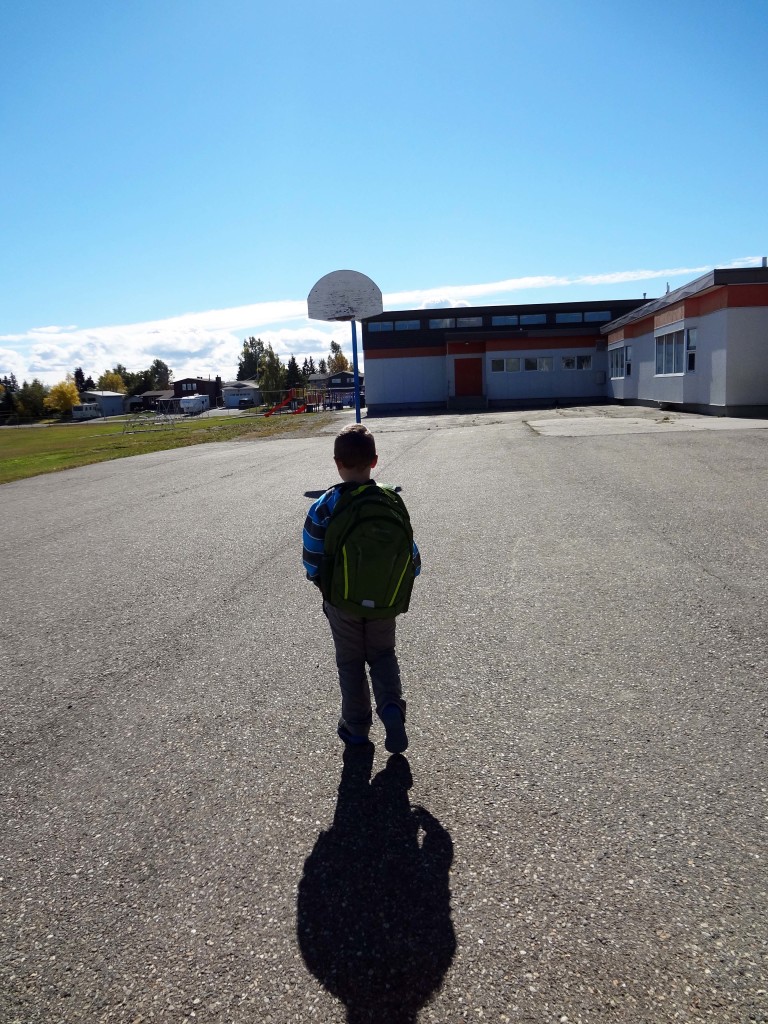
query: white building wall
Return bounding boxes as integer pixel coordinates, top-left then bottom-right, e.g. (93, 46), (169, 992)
(485, 347), (607, 401)
(364, 356), (445, 407)
(724, 307), (768, 406)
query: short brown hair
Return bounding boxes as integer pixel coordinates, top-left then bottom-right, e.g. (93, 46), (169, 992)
(334, 423), (376, 469)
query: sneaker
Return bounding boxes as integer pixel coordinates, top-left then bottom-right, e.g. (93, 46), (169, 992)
(380, 704), (408, 754)
(337, 723), (371, 746)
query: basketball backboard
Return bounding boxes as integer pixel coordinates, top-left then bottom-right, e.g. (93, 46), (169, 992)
(307, 270), (383, 322)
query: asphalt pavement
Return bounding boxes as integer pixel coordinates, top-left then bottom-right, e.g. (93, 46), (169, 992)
(2, 407), (767, 1024)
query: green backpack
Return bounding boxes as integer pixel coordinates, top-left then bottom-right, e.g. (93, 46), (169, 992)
(321, 483), (415, 618)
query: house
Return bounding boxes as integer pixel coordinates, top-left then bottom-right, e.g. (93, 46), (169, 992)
(80, 390), (127, 417)
(221, 379), (262, 408)
(174, 376), (222, 406)
(309, 370), (364, 407)
(139, 389), (175, 411)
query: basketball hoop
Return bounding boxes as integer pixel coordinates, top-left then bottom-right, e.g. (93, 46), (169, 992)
(307, 271), (383, 424)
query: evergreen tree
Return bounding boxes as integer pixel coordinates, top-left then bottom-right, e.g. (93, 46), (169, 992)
(73, 367), (86, 392)
(1, 374), (19, 411)
(14, 379), (49, 418)
(318, 358), (327, 374)
(286, 355), (302, 388)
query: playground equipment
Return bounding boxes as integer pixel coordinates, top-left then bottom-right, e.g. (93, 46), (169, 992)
(263, 388), (325, 417)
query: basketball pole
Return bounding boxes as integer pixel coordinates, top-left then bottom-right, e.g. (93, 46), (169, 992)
(351, 320), (361, 424)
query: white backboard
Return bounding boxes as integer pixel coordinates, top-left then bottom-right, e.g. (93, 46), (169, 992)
(307, 270), (383, 322)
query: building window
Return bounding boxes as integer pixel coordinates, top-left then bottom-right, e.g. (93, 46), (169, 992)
(556, 312), (583, 324)
(520, 314), (547, 325)
(563, 354), (593, 370)
(609, 347), (625, 378)
(524, 356), (553, 371)
(625, 345), (632, 377)
(491, 315), (519, 326)
(368, 321), (393, 332)
(584, 310), (612, 322)
(492, 357), (521, 373)
(395, 319), (420, 331)
(457, 316), (483, 328)
(655, 330), (685, 375)
(429, 318), (455, 329)
(686, 328), (697, 372)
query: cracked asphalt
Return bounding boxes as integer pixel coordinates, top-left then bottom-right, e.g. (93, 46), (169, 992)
(2, 407), (767, 1023)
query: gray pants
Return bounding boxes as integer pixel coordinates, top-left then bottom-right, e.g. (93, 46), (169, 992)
(323, 601), (406, 738)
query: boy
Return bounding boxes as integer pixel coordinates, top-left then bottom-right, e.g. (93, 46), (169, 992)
(302, 424), (421, 753)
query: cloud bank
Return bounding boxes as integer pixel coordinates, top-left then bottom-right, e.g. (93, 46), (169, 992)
(2, 261), (758, 386)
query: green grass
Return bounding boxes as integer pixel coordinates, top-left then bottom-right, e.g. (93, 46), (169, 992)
(0, 411), (337, 485)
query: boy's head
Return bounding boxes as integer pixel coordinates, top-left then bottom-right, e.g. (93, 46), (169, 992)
(334, 424), (377, 480)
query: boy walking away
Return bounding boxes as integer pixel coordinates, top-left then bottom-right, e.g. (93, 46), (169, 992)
(303, 424), (421, 753)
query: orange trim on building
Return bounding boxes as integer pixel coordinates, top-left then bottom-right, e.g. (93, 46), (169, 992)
(446, 341), (487, 355)
(363, 346), (445, 359)
(612, 283), (768, 338)
(654, 303), (685, 329)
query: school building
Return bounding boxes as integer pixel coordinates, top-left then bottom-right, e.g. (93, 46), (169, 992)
(361, 264), (768, 417)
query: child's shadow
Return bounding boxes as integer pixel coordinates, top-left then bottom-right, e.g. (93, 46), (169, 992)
(296, 749), (456, 1024)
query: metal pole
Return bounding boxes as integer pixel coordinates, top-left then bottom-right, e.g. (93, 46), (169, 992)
(351, 320), (361, 424)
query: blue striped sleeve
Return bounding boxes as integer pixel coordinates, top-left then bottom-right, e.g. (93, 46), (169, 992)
(302, 487), (340, 580)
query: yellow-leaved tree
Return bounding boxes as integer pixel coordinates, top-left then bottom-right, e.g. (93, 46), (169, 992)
(44, 374), (81, 415)
(327, 340), (350, 373)
(96, 370), (127, 393)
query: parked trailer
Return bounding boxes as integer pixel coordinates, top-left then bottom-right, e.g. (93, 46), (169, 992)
(72, 403), (100, 420)
(179, 394), (210, 415)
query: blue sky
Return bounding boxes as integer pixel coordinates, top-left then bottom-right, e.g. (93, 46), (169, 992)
(2, 0), (767, 385)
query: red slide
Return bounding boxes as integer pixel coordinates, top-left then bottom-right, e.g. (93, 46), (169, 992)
(264, 389), (295, 417)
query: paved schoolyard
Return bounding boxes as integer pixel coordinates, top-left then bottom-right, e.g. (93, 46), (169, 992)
(2, 408), (767, 1024)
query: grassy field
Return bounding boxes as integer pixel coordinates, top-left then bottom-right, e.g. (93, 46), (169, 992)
(0, 411), (338, 485)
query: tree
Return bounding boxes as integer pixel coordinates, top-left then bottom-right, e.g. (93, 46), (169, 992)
(259, 343), (286, 395)
(73, 367), (86, 392)
(96, 370), (127, 393)
(148, 358), (172, 390)
(44, 374), (80, 415)
(318, 358), (327, 374)
(237, 337), (265, 382)
(14, 379), (49, 419)
(1, 374), (18, 412)
(286, 354), (303, 389)
(302, 356), (317, 381)
(328, 340), (350, 373)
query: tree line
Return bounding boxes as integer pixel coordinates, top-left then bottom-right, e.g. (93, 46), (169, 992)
(1, 338), (352, 419)
(0, 359), (173, 418)
(236, 338), (350, 393)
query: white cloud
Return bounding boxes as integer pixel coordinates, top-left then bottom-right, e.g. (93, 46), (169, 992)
(3, 260), (760, 387)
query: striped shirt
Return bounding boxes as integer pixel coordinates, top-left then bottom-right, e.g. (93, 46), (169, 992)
(302, 480), (422, 583)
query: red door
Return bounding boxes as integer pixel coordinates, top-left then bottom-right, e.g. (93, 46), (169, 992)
(455, 357), (483, 397)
